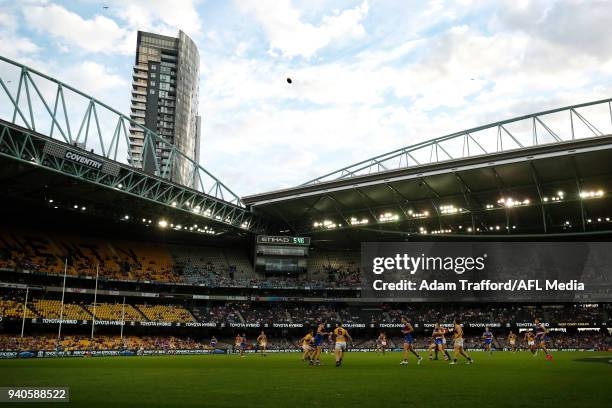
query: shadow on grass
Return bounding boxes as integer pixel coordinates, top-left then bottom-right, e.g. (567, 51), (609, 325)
(573, 356), (612, 364)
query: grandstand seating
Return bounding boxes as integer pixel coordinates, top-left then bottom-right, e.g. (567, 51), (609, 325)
(86, 302), (144, 322)
(169, 245), (254, 285)
(337, 306), (386, 325)
(1, 332), (609, 352)
(0, 229), (179, 283)
(190, 304), (243, 324)
(286, 303), (338, 323)
(0, 335), (211, 351)
(239, 303), (291, 324)
(0, 228), (265, 287)
(122, 240), (176, 282)
(0, 298), (37, 318)
(1, 294), (195, 324)
(1, 229), (372, 290)
(136, 304), (195, 323)
(307, 250), (361, 285)
(1, 228), (368, 289)
(2, 289), (609, 326)
(170, 244), (225, 285)
(223, 248), (254, 279)
(31, 299), (91, 320)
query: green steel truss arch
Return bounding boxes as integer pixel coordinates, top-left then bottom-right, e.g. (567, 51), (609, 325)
(0, 55), (241, 205)
(0, 120), (268, 234)
(0, 55), (268, 234)
(303, 97), (612, 185)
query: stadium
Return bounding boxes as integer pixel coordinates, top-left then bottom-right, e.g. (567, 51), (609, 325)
(1, 33), (612, 408)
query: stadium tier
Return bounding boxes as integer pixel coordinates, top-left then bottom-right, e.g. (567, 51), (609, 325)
(0, 298), (36, 319)
(0, 228), (177, 282)
(0, 296), (194, 324)
(0, 335), (213, 352)
(31, 299), (92, 320)
(84, 302), (144, 322)
(308, 250), (361, 285)
(136, 304), (195, 323)
(0, 228), (363, 289)
(0, 228), (258, 285)
(1, 288), (609, 328)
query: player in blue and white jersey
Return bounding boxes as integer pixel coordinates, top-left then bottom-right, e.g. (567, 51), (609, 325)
(312, 324), (328, 365)
(400, 316), (423, 365)
(534, 319), (553, 360)
(482, 326), (494, 355)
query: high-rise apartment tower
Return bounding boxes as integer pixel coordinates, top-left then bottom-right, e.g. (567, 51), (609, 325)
(129, 30), (200, 186)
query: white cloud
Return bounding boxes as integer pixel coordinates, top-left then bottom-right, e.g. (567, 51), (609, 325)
(243, 0), (369, 58)
(19, 1), (204, 56)
(111, 0), (202, 38)
(491, 0), (612, 60)
(198, 1), (612, 193)
(60, 61), (129, 96)
(0, 33), (41, 59)
(0, 10), (18, 32)
(0, 11), (41, 59)
(23, 4), (133, 54)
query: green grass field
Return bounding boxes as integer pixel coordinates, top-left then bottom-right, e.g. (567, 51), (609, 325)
(0, 351), (610, 407)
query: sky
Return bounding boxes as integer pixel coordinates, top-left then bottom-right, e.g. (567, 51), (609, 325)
(1, 0), (612, 196)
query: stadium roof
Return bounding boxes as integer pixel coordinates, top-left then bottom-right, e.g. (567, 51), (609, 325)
(0, 142), (255, 245)
(3, 55), (612, 241)
(0, 56), (273, 235)
(244, 98), (612, 238)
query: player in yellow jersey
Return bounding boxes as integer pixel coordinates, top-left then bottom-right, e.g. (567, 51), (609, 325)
(300, 329), (315, 364)
(256, 330), (268, 357)
(234, 334), (241, 355)
(450, 319), (473, 365)
(524, 330), (536, 355)
(333, 323), (352, 367)
(507, 331), (517, 352)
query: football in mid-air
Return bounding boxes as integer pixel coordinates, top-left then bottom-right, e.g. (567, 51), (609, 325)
(286, 77), (292, 84)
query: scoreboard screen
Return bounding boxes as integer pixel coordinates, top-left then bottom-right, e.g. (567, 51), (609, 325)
(255, 236), (310, 274)
(256, 236), (311, 246)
